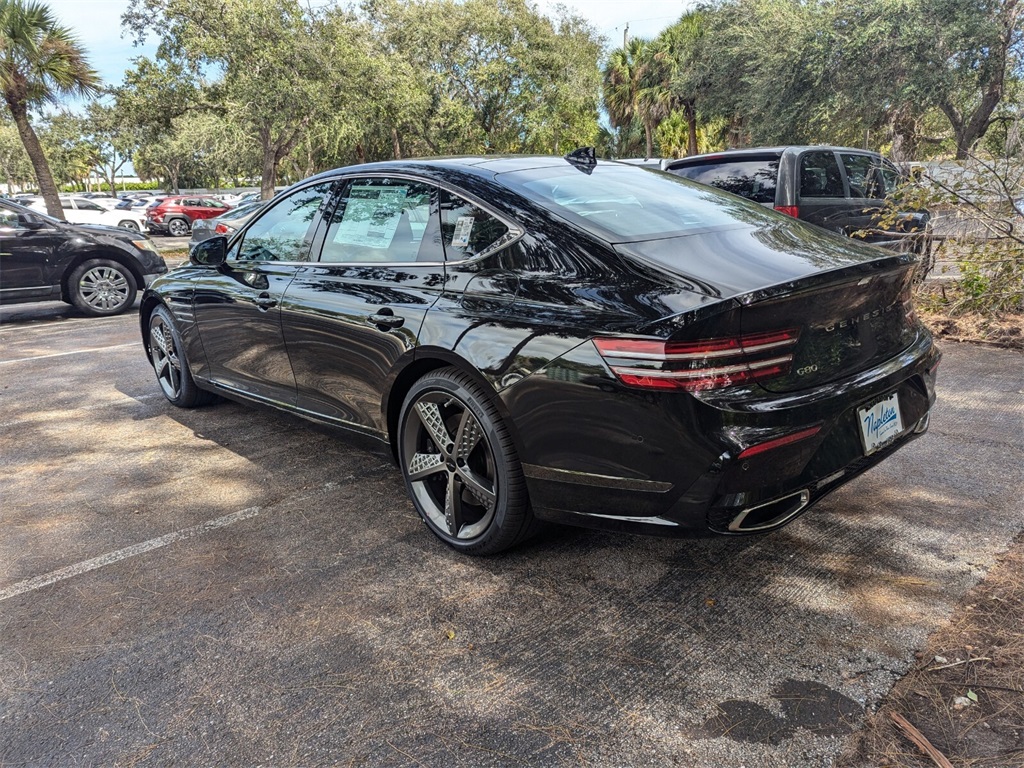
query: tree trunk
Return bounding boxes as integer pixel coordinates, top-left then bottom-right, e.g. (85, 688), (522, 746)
(356, 142), (366, 164)
(684, 101), (698, 156)
(644, 118), (654, 159)
(392, 127), (402, 160)
(6, 100), (64, 219)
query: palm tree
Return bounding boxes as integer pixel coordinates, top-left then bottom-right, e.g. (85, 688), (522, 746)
(655, 10), (709, 157)
(604, 38), (667, 159)
(1, 0), (99, 217)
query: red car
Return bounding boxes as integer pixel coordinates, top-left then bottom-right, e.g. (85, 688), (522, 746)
(145, 196), (232, 236)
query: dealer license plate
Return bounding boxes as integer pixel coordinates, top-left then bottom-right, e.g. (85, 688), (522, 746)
(858, 393), (904, 455)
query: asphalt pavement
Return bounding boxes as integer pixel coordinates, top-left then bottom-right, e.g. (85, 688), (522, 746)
(0, 303), (1021, 767)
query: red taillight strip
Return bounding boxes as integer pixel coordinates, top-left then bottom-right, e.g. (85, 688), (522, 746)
(595, 331), (798, 360)
(594, 329), (801, 392)
(737, 426), (822, 459)
(610, 355), (794, 380)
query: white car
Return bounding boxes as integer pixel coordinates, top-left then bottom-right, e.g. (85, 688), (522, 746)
(25, 196), (147, 231)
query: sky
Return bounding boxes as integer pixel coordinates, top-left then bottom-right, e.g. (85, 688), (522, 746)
(47, 0), (692, 90)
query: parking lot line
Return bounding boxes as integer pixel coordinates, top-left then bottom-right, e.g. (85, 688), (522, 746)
(0, 342), (138, 365)
(0, 507), (261, 603)
(0, 314), (132, 332)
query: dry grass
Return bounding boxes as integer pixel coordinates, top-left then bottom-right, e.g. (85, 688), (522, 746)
(919, 308), (1024, 350)
(845, 534), (1024, 767)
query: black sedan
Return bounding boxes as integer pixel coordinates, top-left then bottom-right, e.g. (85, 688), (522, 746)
(1, 199), (167, 316)
(140, 155), (939, 554)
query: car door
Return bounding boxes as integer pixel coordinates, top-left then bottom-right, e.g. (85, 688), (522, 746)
(191, 182), (334, 404)
(796, 150), (849, 234)
(0, 205), (65, 301)
(280, 175), (446, 432)
(68, 198), (106, 225)
(194, 198), (227, 223)
(837, 151), (890, 242)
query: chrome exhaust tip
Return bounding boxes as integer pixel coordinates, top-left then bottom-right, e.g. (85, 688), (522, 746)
(729, 489), (810, 532)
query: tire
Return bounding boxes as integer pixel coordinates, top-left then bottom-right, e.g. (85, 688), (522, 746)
(167, 218), (190, 236)
(147, 305), (216, 408)
(68, 258), (137, 316)
(117, 220), (140, 231)
(398, 367), (537, 555)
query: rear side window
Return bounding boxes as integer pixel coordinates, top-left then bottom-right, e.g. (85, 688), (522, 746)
(799, 152), (845, 198)
(320, 178), (441, 263)
(439, 190), (510, 260)
(670, 159), (779, 204)
(840, 153), (890, 199)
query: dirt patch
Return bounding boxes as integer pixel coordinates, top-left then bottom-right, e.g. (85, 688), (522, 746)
(918, 306), (1024, 350)
(845, 533), (1024, 767)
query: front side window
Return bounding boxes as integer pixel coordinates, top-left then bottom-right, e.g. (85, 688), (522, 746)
(439, 189), (510, 260)
(75, 199), (104, 211)
(232, 183), (332, 263)
(319, 178), (441, 263)
(799, 152), (845, 199)
(671, 159), (779, 204)
(0, 207), (23, 229)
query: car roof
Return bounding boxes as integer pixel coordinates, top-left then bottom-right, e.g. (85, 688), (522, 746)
(668, 146), (883, 164)
(301, 155), (578, 186)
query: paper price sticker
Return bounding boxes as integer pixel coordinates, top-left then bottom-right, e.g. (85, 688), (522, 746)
(452, 216), (474, 247)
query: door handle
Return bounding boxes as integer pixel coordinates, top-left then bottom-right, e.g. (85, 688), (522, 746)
(253, 293), (277, 310)
(367, 309), (405, 329)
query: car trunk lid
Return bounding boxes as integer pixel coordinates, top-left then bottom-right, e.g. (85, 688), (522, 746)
(614, 222), (921, 394)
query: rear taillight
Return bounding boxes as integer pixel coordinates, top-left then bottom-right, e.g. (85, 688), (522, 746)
(214, 223), (229, 234)
(593, 329), (800, 391)
(774, 205), (799, 218)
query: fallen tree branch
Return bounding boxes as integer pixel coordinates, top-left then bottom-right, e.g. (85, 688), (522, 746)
(889, 711), (955, 768)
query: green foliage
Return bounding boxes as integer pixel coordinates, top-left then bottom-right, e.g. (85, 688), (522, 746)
(1, 0), (100, 216)
(0, 115), (31, 186)
(366, 0), (603, 156)
(875, 144), (1024, 315)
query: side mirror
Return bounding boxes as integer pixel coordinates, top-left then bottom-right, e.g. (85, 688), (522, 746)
(20, 214), (47, 230)
(190, 236), (228, 267)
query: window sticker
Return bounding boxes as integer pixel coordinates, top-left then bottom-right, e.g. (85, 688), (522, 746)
(333, 185), (409, 248)
(451, 215), (474, 247)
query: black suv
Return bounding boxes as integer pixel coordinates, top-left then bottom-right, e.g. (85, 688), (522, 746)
(663, 147), (930, 251)
(0, 199), (167, 316)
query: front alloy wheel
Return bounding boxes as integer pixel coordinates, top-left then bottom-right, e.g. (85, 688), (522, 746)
(148, 305), (215, 408)
(399, 368), (535, 554)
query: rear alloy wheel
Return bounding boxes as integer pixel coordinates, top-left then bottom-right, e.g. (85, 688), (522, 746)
(68, 258), (137, 316)
(167, 218), (190, 236)
(399, 368), (535, 554)
(148, 305), (215, 408)
(117, 220), (140, 231)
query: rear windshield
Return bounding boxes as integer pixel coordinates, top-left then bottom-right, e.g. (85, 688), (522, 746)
(669, 158), (779, 204)
(500, 163), (775, 242)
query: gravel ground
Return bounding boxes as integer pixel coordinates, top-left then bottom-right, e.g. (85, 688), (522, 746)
(0, 303), (1021, 767)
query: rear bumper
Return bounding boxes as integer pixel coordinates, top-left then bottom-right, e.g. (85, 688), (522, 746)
(506, 332), (940, 537)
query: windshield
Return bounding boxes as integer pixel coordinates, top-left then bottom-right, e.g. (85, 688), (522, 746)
(500, 163), (780, 242)
(2, 199), (61, 225)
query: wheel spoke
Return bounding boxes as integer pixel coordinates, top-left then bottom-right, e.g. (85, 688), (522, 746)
(407, 452), (446, 481)
(458, 467), (496, 511)
(454, 408), (482, 460)
(444, 472), (464, 536)
(414, 401), (451, 449)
